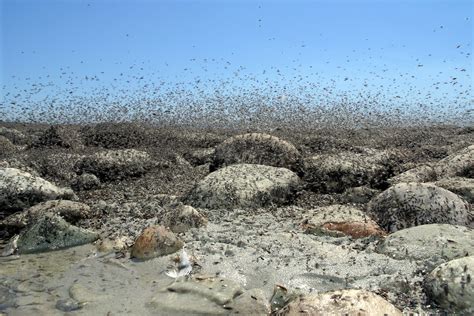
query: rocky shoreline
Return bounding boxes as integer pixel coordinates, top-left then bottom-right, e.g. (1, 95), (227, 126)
(0, 123), (473, 315)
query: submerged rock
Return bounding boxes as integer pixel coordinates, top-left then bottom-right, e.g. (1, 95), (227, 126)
(75, 149), (154, 181)
(16, 213), (99, 254)
(283, 289), (402, 316)
(0, 167), (77, 214)
(130, 225), (183, 260)
(184, 163), (301, 209)
(368, 182), (472, 232)
(424, 256), (474, 313)
(212, 133), (301, 171)
(377, 224), (474, 269)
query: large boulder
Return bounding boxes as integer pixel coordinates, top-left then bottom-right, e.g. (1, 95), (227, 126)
(302, 149), (396, 193)
(432, 177), (474, 204)
(30, 125), (82, 149)
(424, 256), (474, 313)
(0, 126), (27, 145)
(183, 164), (301, 209)
(130, 225), (183, 260)
(81, 122), (147, 149)
(377, 224), (474, 269)
(0, 167), (76, 214)
(16, 213), (99, 254)
(75, 149), (154, 181)
(368, 183), (472, 232)
(0, 136), (16, 158)
(283, 289), (402, 316)
(1, 200), (91, 231)
(434, 145), (473, 178)
(301, 204), (386, 238)
(388, 164), (437, 185)
(211, 133), (301, 171)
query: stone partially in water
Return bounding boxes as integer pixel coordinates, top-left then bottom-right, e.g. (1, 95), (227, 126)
(16, 213), (99, 254)
(130, 225), (183, 260)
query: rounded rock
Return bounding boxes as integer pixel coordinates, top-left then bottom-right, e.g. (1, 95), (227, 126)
(130, 225), (183, 260)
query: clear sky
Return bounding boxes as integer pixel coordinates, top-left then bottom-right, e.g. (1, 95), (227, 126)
(0, 0), (472, 123)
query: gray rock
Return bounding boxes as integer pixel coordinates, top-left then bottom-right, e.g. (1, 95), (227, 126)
(55, 299), (82, 312)
(75, 149), (154, 181)
(302, 204), (386, 238)
(0, 136), (16, 158)
(226, 288), (271, 315)
(147, 277), (243, 315)
(377, 224), (474, 269)
(434, 145), (473, 178)
(368, 183), (472, 232)
(30, 125), (82, 149)
(424, 256), (474, 313)
(388, 164), (437, 184)
(71, 173), (100, 191)
(161, 203), (208, 233)
(81, 122), (147, 149)
(1, 200), (91, 230)
(302, 149), (392, 193)
(184, 163), (301, 209)
(130, 225), (183, 260)
(283, 289), (402, 316)
(212, 133), (301, 171)
(0, 127), (27, 145)
(0, 282), (16, 310)
(16, 213), (99, 254)
(0, 167), (77, 214)
(184, 148), (216, 166)
(432, 177), (474, 203)
(341, 186), (380, 204)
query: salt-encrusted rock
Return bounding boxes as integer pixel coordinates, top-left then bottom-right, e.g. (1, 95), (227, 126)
(0, 200), (91, 230)
(283, 289), (402, 316)
(183, 148), (215, 166)
(71, 173), (100, 191)
(368, 182), (472, 232)
(130, 225), (183, 260)
(377, 224), (474, 269)
(211, 133), (301, 171)
(161, 203), (207, 233)
(30, 125), (82, 149)
(424, 256), (474, 313)
(388, 164), (437, 184)
(183, 163), (301, 209)
(75, 149), (154, 181)
(432, 177), (474, 204)
(302, 149), (394, 193)
(434, 145), (473, 178)
(147, 277), (244, 315)
(16, 213), (99, 254)
(0, 167), (77, 214)
(301, 204), (386, 238)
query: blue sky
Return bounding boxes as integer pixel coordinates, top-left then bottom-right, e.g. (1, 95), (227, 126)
(0, 0), (472, 122)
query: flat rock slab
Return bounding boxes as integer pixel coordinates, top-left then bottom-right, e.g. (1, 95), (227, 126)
(424, 256), (474, 313)
(148, 277), (243, 315)
(283, 289), (402, 316)
(368, 182), (472, 232)
(377, 224), (474, 269)
(184, 163), (301, 209)
(0, 167), (76, 214)
(17, 213), (99, 254)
